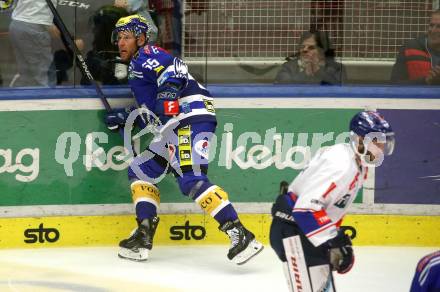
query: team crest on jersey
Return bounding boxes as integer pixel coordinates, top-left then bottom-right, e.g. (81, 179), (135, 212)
(334, 194), (351, 208)
(194, 140), (210, 160)
(181, 102), (191, 114)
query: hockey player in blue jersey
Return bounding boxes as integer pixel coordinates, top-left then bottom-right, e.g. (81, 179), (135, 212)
(105, 14), (263, 264)
(410, 250), (440, 292)
(269, 111), (395, 291)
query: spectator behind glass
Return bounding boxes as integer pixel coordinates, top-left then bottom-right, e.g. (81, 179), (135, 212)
(274, 30), (346, 85)
(52, 22), (85, 86)
(8, 0), (58, 87)
(391, 10), (440, 85)
(151, 0), (183, 57)
(80, 5), (128, 86)
(52, 1), (106, 86)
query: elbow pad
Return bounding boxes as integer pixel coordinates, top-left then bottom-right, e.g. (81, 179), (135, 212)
(154, 58), (189, 120)
(157, 57), (189, 89)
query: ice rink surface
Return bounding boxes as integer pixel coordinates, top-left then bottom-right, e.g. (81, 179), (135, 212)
(0, 245), (436, 292)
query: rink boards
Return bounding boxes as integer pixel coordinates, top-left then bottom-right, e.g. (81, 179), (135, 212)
(1, 213), (439, 248)
(0, 86), (439, 248)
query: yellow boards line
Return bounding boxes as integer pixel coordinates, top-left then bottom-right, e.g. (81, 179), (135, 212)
(0, 214), (439, 249)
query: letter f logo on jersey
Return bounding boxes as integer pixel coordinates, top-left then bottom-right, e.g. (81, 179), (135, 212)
(164, 101), (179, 116)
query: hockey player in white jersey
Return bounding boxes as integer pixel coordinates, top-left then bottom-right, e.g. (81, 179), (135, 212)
(270, 111), (395, 292)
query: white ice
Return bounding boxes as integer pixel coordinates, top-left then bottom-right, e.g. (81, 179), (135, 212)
(0, 245), (436, 292)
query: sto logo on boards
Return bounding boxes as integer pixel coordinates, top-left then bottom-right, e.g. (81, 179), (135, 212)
(170, 220), (206, 240)
(24, 223), (60, 244)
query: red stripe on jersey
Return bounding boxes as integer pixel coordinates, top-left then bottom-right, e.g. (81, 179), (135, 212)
(349, 172), (360, 190)
(312, 209), (331, 226)
(335, 218), (343, 227)
(363, 168), (368, 180)
(306, 221), (336, 238)
(288, 192), (298, 201)
(322, 182), (337, 198)
(293, 208), (320, 212)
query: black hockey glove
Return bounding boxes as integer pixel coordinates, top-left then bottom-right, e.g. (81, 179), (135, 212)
(326, 228), (355, 274)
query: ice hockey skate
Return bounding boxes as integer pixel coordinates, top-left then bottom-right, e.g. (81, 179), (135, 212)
(220, 220), (264, 265)
(118, 217), (159, 261)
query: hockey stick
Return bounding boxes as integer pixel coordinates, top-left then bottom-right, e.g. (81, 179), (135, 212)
(280, 180), (289, 195)
(44, 0), (112, 113)
(45, 0), (142, 157)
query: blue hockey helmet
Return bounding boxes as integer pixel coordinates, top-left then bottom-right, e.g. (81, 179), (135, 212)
(111, 14), (150, 44)
(349, 111), (395, 155)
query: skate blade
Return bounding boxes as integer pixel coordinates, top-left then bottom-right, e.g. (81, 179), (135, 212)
(233, 239), (264, 265)
(118, 247), (149, 262)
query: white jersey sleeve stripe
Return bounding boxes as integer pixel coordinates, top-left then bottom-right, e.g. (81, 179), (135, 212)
(306, 222), (338, 246)
(293, 208), (321, 212)
(419, 257), (440, 286)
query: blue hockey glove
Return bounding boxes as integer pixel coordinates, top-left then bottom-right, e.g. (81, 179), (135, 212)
(104, 107), (132, 132)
